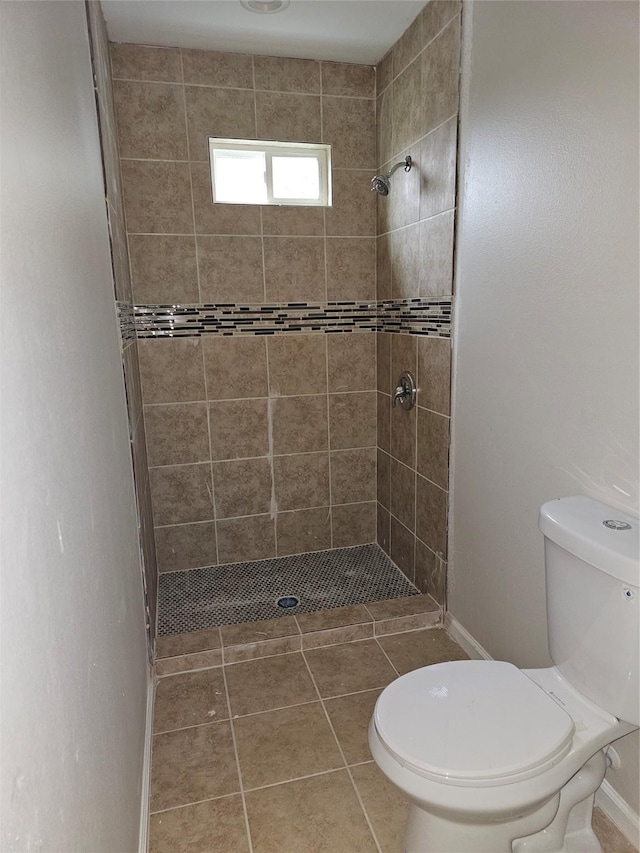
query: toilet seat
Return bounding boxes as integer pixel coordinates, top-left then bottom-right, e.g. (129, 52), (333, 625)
(373, 660), (575, 788)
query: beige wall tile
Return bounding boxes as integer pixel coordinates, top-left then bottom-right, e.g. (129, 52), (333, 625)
(330, 448), (376, 504)
(392, 57), (423, 154)
(419, 116), (457, 219)
(110, 43), (182, 83)
(376, 332), (391, 393)
(263, 237), (325, 303)
(203, 336), (268, 399)
(393, 12), (423, 78)
(422, 1), (462, 48)
(182, 49), (253, 88)
(144, 403), (209, 466)
(273, 452), (330, 511)
(417, 335), (451, 415)
(216, 514), (276, 563)
(375, 236), (391, 304)
(138, 338), (205, 403)
(332, 502), (377, 548)
(271, 395), (328, 454)
(377, 503), (391, 554)
(376, 87), (394, 171)
(121, 160), (193, 234)
(391, 333), (417, 383)
(255, 92), (321, 142)
(261, 204), (324, 236)
(325, 238), (376, 301)
(390, 516), (415, 581)
(386, 143), (422, 233)
(415, 538), (445, 604)
(390, 404), (416, 468)
(321, 63), (375, 98)
(422, 17), (460, 135)
(377, 449), (390, 509)
(419, 210), (455, 297)
(254, 55), (320, 94)
(276, 507), (331, 556)
(185, 86), (256, 162)
(113, 81), (187, 160)
(154, 521), (217, 572)
(109, 208), (132, 302)
(377, 392), (391, 453)
(208, 398), (269, 460)
(325, 170), (376, 237)
(329, 391), (376, 449)
(417, 408), (450, 488)
(191, 162), (262, 235)
(197, 235), (264, 303)
(150, 463), (214, 525)
(129, 235), (198, 304)
(213, 457), (273, 518)
(267, 335), (327, 396)
(327, 333), (375, 393)
(389, 457), (416, 531)
(149, 795), (250, 853)
(415, 474), (447, 557)
(391, 221), (421, 299)
(376, 50), (393, 94)
(322, 96), (376, 170)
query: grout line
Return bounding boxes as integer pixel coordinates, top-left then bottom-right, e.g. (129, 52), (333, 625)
(220, 659), (255, 853)
(149, 790), (245, 817)
(373, 636), (401, 678)
(242, 765), (346, 795)
(299, 649), (384, 853)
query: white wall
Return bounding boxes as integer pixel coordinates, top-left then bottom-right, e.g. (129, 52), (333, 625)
(451, 0), (638, 822)
(0, 2), (149, 849)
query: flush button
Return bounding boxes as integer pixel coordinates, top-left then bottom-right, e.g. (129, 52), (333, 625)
(603, 519), (632, 530)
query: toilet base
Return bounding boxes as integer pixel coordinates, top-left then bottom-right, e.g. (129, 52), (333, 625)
(402, 795), (561, 853)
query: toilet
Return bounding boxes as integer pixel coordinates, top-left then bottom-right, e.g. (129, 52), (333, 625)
(369, 496), (639, 853)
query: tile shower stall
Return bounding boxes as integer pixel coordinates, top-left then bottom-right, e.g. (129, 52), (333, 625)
(88, 0), (461, 644)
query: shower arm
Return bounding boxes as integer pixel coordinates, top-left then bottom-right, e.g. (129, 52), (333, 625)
(386, 156), (412, 179)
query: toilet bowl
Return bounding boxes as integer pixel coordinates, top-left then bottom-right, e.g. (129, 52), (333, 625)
(369, 497), (639, 852)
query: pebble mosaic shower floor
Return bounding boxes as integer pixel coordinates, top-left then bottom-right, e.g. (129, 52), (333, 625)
(157, 543), (418, 634)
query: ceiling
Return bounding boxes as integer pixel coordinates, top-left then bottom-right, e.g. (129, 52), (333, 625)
(102, 0), (428, 65)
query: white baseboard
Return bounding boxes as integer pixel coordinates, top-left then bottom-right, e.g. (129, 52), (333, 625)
(444, 613), (639, 850)
(595, 780), (640, 850)
(139, 667), (155, 853)
(444, 613), (493, 660)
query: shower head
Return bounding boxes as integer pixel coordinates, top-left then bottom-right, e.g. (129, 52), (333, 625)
(370, 155), (412, 195)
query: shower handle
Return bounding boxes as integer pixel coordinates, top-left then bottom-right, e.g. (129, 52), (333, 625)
(392, 371), (416, 410)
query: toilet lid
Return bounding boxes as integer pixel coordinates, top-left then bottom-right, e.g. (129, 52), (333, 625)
(374, 660), (575, 786)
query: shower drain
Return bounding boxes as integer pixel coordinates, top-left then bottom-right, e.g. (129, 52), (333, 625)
(277, 595), (300, 609)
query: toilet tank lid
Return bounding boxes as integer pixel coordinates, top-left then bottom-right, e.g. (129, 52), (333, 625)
(539, 496), (639, 587)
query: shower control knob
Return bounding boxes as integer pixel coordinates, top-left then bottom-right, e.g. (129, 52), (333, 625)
(392, 371), (416, 411)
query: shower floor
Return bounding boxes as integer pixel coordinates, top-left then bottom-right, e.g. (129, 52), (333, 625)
(158, 543), (419, 635)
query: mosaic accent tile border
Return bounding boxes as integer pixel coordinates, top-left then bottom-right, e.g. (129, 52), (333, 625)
(134, 297), (452, 339)
(158, 543), (418, 633)
(116, 301), (136, 350)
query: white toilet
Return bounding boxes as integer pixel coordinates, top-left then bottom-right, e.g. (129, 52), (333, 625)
(369, 496), (639, 853)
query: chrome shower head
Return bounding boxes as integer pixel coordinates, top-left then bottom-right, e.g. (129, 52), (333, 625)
(370, 174), (391, 195)
(370, 155), (412, 196)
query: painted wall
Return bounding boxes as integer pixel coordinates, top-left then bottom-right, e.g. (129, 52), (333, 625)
(110, 43), (379, 569)
(451, 0), (639, 821)
(375, 0), (461, 604)
(0, 2), (149, 849)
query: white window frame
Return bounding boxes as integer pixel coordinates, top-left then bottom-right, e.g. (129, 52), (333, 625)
(208, 137), (332, 207)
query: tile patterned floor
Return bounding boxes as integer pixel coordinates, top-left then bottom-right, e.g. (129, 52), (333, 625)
(148, 626), (637, 853)
(157, 544), (418, 634)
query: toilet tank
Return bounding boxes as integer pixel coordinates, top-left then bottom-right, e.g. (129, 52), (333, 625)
(539, 496), (639, 726)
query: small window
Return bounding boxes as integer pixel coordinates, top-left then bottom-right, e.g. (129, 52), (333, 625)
(208, 138), (332, 206)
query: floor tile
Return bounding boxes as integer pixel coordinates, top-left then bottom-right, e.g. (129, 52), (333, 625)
(154, 669), (228, 733)
(149, 794), (250, 853)
(296, 603), (372, 633)
(304, 639), (398, 697)
(365, 593), (438, 620)
(324, 689), (382, 765)
(350, 762), (410, 853)
(156, 627), (221, 659)
(225, 652), (317, 716)
(150, 722), (239, 812)
(220, 616), (299, 647)
(245, 770), (378, 852)
(234, 702), (343, 789)
(377, 628), (468, 675)
(593, 807), (638, 853)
